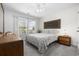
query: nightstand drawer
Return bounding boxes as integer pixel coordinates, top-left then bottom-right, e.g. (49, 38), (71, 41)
(59, 38), (70, 41)
(59, 40), (69, 44)
(58, 36), (71, 46)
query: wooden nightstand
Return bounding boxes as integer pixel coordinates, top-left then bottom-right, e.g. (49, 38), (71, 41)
(58, 35), (71, 46)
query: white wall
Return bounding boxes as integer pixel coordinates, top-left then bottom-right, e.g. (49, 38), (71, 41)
(4, 9), (14, 32)
(54, 7), (78, 46)
(0, 4), (3, 32)
(76, 6), (79, 48)
(40, 6), (79, 46)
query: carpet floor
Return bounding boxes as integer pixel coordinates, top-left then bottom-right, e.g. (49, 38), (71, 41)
(24, 40), (79, 56)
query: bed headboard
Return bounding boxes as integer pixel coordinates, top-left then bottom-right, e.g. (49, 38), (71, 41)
(44, 19), (61, 29)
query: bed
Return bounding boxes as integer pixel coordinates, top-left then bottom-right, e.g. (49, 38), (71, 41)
(26, 33), (58, 53)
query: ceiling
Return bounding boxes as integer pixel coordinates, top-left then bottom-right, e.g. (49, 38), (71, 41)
(3, 3), (79, 18)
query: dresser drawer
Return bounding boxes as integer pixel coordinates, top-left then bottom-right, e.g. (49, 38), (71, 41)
(0, 40), (24, 56)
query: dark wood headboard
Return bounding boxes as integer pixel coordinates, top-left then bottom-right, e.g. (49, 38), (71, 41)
(44, 19), (61, 29)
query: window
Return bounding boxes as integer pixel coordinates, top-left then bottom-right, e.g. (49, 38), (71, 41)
(14, 16), (36, 37)
(28, 20), (36, 33)
(18, 20), (27, 33)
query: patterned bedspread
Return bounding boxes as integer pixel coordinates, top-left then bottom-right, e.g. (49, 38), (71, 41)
(26, 33), (57, 53)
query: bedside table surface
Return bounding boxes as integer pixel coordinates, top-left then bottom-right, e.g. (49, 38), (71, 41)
(58, 35), (71, 38)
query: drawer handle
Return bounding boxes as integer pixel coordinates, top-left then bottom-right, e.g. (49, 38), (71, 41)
(7, 45), (16, 48)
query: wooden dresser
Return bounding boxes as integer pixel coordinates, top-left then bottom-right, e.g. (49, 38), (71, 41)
(58, 35), (71, 46)
(0, 34), (24, 56)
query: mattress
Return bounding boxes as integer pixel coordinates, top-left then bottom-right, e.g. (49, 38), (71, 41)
(26, 33), (57, 53)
